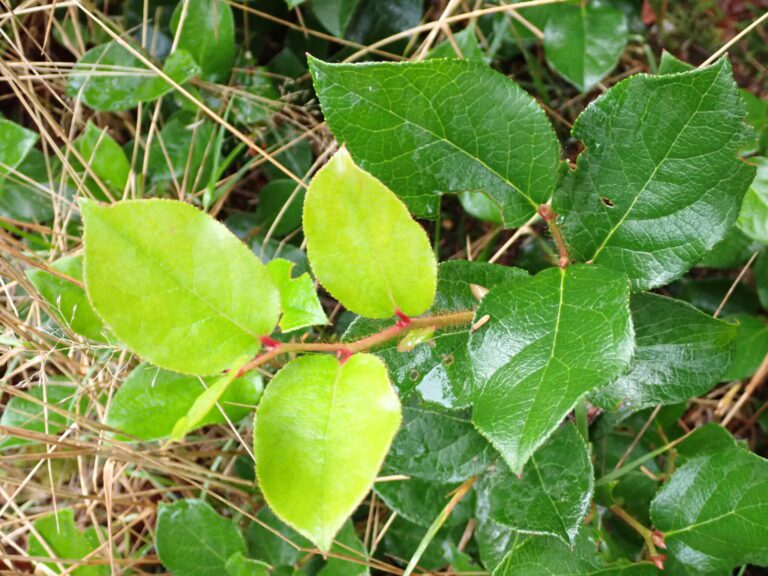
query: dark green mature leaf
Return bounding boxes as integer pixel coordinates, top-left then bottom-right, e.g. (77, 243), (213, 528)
(722, 314), (768, 380)
(427, 23), (485, 62)
(0, 384), (80, 450)
(319, 521), (369, 576)
(226, 553), (270, 576)
(737, 156), (768, 243)
(651, 444), (768, 574)
(494, 532), (657, 576)
(171, 0), (235, 81)
(148, 112), (215, 188)
(68, 42), (200, 111)
(82, 199), (280, 375)
(488, 423), (593, 545)
(555, 60), (755, 291)
(27, 255), (107, 342)
(0, 148), (56, 222)
(27, 508), (108, 576)
(106, 363), (262, 441)
(698, 225), (759, 269)
(0, 118), (38, 178)
(383, 406), (494, 483)
(657, 50), (694, 75)
(756, 251), (768, 309)
(382, 517), (462, 571)
(255, 354), (401, 551)
(469, 264), (633, 474)
(74, 123), (130, 195)
(345, 260), (526, 408)
(312, 0), (359, 37)
(256, 179), (304, 237)
(304, 148), (436, 318)
(344, 0), (422, 45)
(266, 259), (328, 333)
(156, 499), (247, 576)
(543, 1), (627, 92)
(475, 478), (524, 572)
(593, 293), (737, 413)
(374, 475), (474, 528)
(246, 506), (311, 567)
(309, 57), (560, 226)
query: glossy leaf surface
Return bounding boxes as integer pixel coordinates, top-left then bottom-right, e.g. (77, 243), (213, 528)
(651, 445), (768, 574)
(487, 423), (593, 545)
(82, 199), (280, 375)
(555, 60), (755, 290)
(737, 156), (768, 243)
(593, 293), (737, 413)
(309, 57), (560, 226)
(304, 148), (436, 318)
(543, 1), (627, 92)
(171, 0), (235, 81)
(469, 264), (633, 474)
(254, 353), (401, 551)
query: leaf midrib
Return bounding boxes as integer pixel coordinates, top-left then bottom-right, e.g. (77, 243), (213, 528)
(321, 73), (539, 212)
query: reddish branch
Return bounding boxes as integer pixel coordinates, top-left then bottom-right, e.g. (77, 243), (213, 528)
(538, 204), (570, 268)
(236, 310), (476, 376)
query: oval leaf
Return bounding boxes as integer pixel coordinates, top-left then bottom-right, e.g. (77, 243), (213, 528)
(254, 353), (401, 551)
(304, 148), (437, 318)
(554, 60), (755, 290)
(81, 199), (280, 375)
(171, 0), (236, 82)
(308, 57), (560, 227)
(543, 2), (627, 92)
(469, 264), (633, 474)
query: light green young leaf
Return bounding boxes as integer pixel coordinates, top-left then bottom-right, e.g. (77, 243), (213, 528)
(226, 553), (270, 576)
(0, 118), (38, 178)
(74, 123), (130, 194)
(555, 60), (756, 291)
(68, 42), (200, 111)
(487, 423), (593, 545)
(651, 444), (768, 574)
(82, 199), (280, 375)
(27, 255), (107, 342)
(171, 0), (235, 82)
(304, 148), (437, 318)
(593, 293), (737, 414)
(543, 1), (628, 92)
(469, 264), (633, 474)
(27, 508), (108, 576)
(494, 532), (657, 576)
(156, 499), (247, 576)
(344, 260), (527, 409)
(0, 384), (81, 450)
(170, 367), (245, 441)
(309, 57), (560, 226)
(254, 353), (401, 552)
(266, 258), (328, 332)
(737, 156), (768, 243)
(722, 313), (768, 380)
(107, 363), (261, 441)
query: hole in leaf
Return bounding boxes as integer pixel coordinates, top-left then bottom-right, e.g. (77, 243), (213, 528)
(600, 196), (615, 208)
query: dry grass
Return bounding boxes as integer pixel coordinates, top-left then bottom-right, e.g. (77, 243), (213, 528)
(1, 1), (767, 574)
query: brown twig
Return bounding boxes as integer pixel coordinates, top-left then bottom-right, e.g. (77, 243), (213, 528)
(538, 205), (570, 267)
